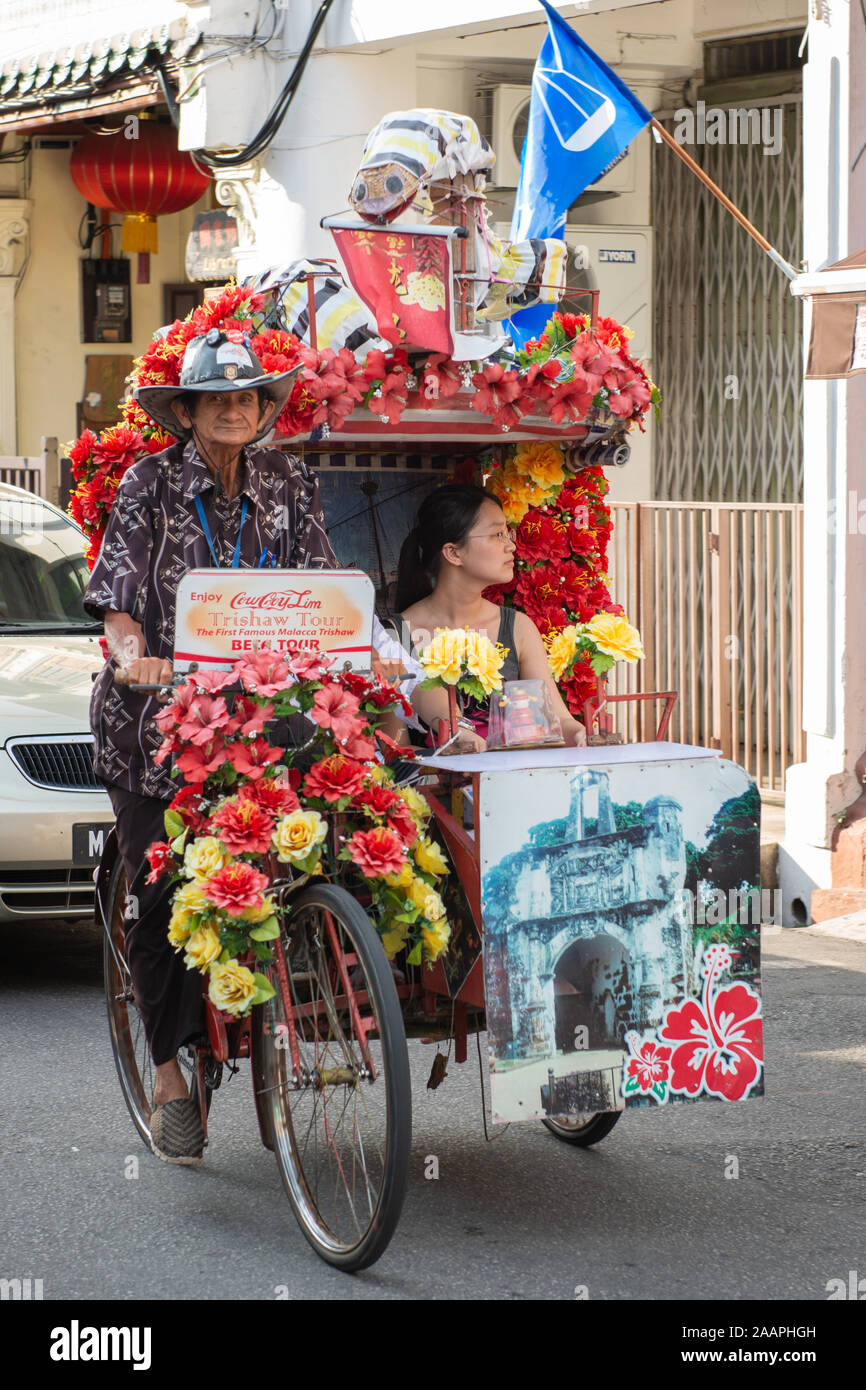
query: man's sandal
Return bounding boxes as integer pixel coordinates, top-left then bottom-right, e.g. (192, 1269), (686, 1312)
(149, 1098), (205, 1166)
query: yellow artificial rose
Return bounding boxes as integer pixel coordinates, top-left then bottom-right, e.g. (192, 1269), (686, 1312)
(384, 862), (414, 889)
(272, 809), (328, 864)
(208, 959), (258, 1016)
(514, 442), (566, 491)
(547, 624), (580, 681)
(167, 879), (210, 947)
(183, 925), (222, 973)
(412, 835), (449, 878)
(168, 911), (194, 948)
(419, 627), (466, 685)
(183, 836), (230, 881)
(407, 876), (446, 922)
(586, 612), (645, 663)
(380, 924), (408, 959)
(399, 785), (431, 826)
(421, 916), (451, 962)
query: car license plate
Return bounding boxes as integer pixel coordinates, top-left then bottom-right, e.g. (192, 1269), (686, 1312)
(73, 823), (108, 864)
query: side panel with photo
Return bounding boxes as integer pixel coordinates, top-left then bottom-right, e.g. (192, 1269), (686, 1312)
(479, 758), (763, 1124)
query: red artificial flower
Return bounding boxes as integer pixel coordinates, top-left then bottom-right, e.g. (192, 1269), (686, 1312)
(168, 786), (210, 834)
(226, 738), (283, 781)
(346, 826), (407, 879)
(229, 696), (275, 739)
(470, 362), (525, 429)
(145, 840), (176, 885)
(92, 425), (146, 473)
(420, 353), (462, 401)
(203, 861), (271, 916)
(364, 349), (409, 426)
(341, 730), (378, 762)
(356, 784), (402, 817)
(288, 649), (334, 681)
(521, 359), (561, 405)
(174, 735), (230, 784)
(209, 797), (276, 856)
(303, 755), (367, 803)
(516, 508), (570, 564)
(549, 379), (594, 427)
(68, 430), (97, 482)
(386, 802), (419, 846)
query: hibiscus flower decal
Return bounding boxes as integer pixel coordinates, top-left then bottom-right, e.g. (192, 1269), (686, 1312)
(622, 1032), (672, 1103)
(659, 944), (763, 1102)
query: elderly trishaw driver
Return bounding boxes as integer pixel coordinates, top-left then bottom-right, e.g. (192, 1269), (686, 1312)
(85, 330), (346, 1165)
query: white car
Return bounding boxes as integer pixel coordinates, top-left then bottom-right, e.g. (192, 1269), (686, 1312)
(0, 483), (114, 921)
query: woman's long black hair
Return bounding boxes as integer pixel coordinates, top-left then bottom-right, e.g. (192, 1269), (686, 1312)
(395, 484), (498, 611)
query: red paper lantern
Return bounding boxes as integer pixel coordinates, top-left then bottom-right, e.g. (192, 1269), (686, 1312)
(70, 121), (210, 256)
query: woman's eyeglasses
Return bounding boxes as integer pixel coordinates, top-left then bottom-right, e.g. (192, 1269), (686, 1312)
(468, 527), (517, 546)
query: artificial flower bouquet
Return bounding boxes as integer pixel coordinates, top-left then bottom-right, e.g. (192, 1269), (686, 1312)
(145, 645), (453, 1016)
(546, 612), (645, 684)
(416, 626), (508, 710)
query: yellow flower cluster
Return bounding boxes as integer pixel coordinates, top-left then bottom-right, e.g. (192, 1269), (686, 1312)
(545, 613), (645, 682)
(486, 443), (566, 525)
(419, 626), (507, 696)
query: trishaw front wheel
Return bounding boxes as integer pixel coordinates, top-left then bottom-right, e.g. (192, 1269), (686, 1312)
(254, 883), (411, 1272)
(542, 1110), (622, 1146)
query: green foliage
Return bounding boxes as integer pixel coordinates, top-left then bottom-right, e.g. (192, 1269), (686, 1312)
(696, 786), (760, 893)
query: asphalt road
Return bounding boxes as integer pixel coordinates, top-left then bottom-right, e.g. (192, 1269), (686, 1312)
(1, 917), (864, 1303)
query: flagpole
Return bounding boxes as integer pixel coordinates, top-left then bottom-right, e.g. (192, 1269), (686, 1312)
(650, 117), (799, 281)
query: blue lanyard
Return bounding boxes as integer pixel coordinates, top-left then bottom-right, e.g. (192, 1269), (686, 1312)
(194, 494), (247, 569)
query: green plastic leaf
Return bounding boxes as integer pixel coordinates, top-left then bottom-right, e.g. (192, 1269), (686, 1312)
(250, 973), (276, 1005)
(163, 809), (184, 838)
(406, 942), (422, 966)
(249, 916), (280, 941)
(169, 829), (189, 855)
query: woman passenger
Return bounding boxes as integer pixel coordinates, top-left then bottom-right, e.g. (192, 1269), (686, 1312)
(393, 485), (586, 747)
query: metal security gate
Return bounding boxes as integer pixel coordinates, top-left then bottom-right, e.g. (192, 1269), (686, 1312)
(607, 501), (804, 793)
(652, 98), (803, 503)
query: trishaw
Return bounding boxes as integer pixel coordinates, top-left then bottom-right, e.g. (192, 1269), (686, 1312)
(96, 594), (763, 1273)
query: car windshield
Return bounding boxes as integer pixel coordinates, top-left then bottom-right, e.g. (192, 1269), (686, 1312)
(0, 494), (95, 629)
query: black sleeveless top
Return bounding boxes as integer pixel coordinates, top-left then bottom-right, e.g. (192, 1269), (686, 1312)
(389, 605), (521, 740)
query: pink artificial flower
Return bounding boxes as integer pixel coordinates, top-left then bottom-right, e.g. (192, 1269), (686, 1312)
(309, 684), (363, 742)
(230, 696), (275, 739)
(288, 649), (334, 681)
(177, 694), (234, 746)
(234, 649), (292, 697)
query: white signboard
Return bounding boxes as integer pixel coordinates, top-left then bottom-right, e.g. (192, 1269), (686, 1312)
(174, 568), (375, 673)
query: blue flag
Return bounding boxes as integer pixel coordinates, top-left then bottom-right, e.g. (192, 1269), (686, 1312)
(510, 0), (652, 243)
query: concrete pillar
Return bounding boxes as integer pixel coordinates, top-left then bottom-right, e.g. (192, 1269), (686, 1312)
(779, 2), (866, 924)
(0, 198), (30, 454)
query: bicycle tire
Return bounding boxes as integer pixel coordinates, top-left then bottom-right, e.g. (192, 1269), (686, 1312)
(102, 856), (155, 1149)
(102, 857), (209, 1149)
(541, 1110), (622, 1147)
(254, 882), (411, 1272)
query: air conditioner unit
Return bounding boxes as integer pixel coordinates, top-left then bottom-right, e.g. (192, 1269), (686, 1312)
(489, 82), (635, 194)
(564, 225), (652, 361)
(494, 222), (653, 360)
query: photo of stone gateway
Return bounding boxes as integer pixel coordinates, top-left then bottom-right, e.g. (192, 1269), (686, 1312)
(479, 750), (762, 1124)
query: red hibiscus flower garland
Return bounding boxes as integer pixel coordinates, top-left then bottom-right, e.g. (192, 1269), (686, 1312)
(146, 647), (452, 1017)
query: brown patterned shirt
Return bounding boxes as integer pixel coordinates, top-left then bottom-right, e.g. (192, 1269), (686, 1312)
(84, 439), (336, 799)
